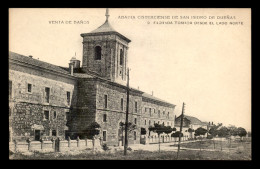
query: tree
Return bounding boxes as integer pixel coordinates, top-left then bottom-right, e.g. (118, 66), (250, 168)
(208, 123), (222, 149)
(227, 125), (238, 149)
(119, 122), (136, 132)
(171, 131), (183, 142)
(195, 127), (208, 152)
(84, 122), (101, 150)
(237, 127), (247, 141)
(119, 122), (137, 146)
(217, 126), (229, 151)
(141, 128), (147, 135)
(172, 127), (177, 132)
(148, 123), (166, 152)
(195, 127), (208, 137)
(84, 122), (101, 139)
(164, 126), (173, 137)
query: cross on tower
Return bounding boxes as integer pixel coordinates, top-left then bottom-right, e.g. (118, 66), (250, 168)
(105, 8), (110, 21)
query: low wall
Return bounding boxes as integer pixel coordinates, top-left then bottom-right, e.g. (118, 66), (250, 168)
(142, 136), (190, 144)
(9, 137), (103, 153)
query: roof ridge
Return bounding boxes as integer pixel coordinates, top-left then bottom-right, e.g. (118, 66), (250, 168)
(90, 20), (116, 33)
(9, 51), (70, 75)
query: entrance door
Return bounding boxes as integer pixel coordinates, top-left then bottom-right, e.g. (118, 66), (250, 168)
(35, 130), (40, 141)
(118, 129), (124, 146)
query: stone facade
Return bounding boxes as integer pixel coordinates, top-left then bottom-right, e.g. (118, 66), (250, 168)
(9, 10), (176, 146)
(9, 64), (77, 141)
(141, 97), (175, 138)
(82, 34), (129, 85)
(95, 80), (142, 146)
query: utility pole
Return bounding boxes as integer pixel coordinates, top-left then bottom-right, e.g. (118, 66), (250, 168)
(124, 68), (130, 155)
(177, 102), (185, 159)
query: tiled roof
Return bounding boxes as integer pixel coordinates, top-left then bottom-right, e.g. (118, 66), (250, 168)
(81, 20), (131, 43)
(9, 51), (70, 75)
(90, 20), (116, 33)
(176, 115), (203, 125)
(184, 115), (203, 125)
(142, 92), (175, 107)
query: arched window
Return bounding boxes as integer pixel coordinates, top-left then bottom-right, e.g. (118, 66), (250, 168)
(94, 46), (102, 60)
(120, 49), (123, 65)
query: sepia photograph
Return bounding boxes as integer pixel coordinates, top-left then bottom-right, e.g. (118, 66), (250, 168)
(9, 8), (251, 160)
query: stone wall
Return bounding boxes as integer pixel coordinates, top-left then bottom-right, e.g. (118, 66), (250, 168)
(82, 34), (129, 85)
(9, 65), (77, 141)
(9, 138), (102, 153)
(67, 79), (97, 135)
(141, 99), (175, 138)
(9, 69), (77, 107)
(11, 102), (68, 141)
(95, 80), (142, 146)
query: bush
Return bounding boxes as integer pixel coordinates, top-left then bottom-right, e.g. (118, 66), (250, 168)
(141, 128), (147, 135)
(102, 144), (110, 151)
(207, 135), (213, 139)
(171, 131), (183, 137)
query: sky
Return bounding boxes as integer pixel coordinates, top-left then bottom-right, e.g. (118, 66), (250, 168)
(9, 8), (251, 131)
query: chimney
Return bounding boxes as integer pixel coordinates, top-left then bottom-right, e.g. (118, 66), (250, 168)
(29, 55), (33, 58)
(69, 63), (74, 75)
(152, 91), (153, 96)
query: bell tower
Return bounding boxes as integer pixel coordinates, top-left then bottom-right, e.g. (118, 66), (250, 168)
(81, 8), (131, 85)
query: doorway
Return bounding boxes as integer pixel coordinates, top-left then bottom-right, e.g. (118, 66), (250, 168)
(35, 130), (40, 141)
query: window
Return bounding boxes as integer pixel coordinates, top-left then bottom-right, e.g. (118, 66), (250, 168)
(167, 112), (170, 119)
(121, 98), (123, 111)
(158, 111), (160, 118)
(104, 95), (108, 108)
(134, 131), (136, 140)
(94, 46), (102, 60)
(163, 111), (165, 115)
(53, 111), (57, 119)
(120, 49), (124, 65)
(162, 122), (165, 126)
(134, 101), (138, 113)
(145, 120), (146, 125)
(149, 108), (151, 116)
(103, 114), (107, 122)
(28, 83), (32, 93)
(158, 121), (160, 124)
(145, 108), (147, 112)
(45, 87), (50, 103)
(149, 120), (151, 125)
(134, 118), (137, 124)
(9, 81), (12, 99)
(67, 91), (70, 105)
(52, 130), (56, 136)
(44, 110), (49, 120)
(103, 131), (107, 141)
(167, 122), (169, 126)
